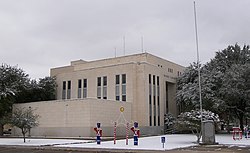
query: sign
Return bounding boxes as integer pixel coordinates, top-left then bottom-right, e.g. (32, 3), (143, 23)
(120, 107), (125, 112)
(161, 136), (166, 148)
(161, 137), (165, 143)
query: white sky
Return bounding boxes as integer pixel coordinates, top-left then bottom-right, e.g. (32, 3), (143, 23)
(1, 0), (250, 79)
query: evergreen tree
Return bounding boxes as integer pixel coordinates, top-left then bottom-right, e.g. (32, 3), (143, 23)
(0, 64), (56, 136)
(219, 64), (250, 130)
(204, 44), (250, 130)
(15, 76), (56, 103)
(177, 44), (250, 131)
(0, 64), (29, 135)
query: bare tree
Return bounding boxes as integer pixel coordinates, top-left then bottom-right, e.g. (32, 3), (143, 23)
(12, 107), (39, 143)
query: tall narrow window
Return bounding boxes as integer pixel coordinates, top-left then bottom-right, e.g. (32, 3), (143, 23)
(122, 74), (126, 101)
(153, 75), (156, 126)
(67, 80), (71, 99)
(115, 75), (120, 101)
(62, 81), (66, 99)
(157, 76), (160, 126)
(83, 79), (87, 98)
(149, 74), (152, 126)
(166, 82), (169, 114)
(103, 76), (107, 99)
(78, 79), (82, 98)
(97, 77), (101, 99)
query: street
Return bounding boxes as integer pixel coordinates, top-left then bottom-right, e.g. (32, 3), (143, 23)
(0, 145), (250, 153)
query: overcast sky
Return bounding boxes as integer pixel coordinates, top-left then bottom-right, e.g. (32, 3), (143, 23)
(0, 0), (249, 79)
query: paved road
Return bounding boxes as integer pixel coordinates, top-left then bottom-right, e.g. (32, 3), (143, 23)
(0, 145), (250, 153)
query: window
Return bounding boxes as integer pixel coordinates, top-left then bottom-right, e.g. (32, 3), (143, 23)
(122, 95), (126, 101)
(149, 74), (152, 126)
(115, 74), (126, 101)
(122, 85), (126, 96)
(103, 88), (107, 99)
(149, 109), (152, 126)
(149, 74), (152, 96)
(97, 77), (101, 86)
(158, 96), (160, 126)
(84, 79), (87, 88)
(168, 68), (173, 73)
(83, 79), (87, 98)
(122, 74), (126, 84)
(178, 71), (182, 77)
(78, 79), (82, 88)
(115, 86), (120, 100)
(63, 81), (66, 90)
(103, 76), (107, 99)
(157, 78), (160, 96)
(78, 79), (82, 98)
(149, 94), (152, 126)
(115, 75), (120, 101)
(154, 116), (156, 126)
(153, 75), (156, 126)
(166, 82), (169, 114)
(62, 81), (66, 99)
(97, 77), (101, 99)
(122, 74), (126, 101)
(153, 75), (156, 96)
(153, 96), (156, 126)
(157, 76), (160, 126)
(103, 76), (107, 86)
(67, 80), (71, 99)
(116, 75), (120, 84)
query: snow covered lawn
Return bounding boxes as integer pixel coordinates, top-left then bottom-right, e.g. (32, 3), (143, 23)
(0, 134), (249, 151)
(0, 138), (91, 146)
(57, 134), (198, 150)
(216, 134), (250, 147)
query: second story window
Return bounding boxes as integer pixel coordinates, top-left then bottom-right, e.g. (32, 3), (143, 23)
(97, 77), (101, 99)
(149, 74), (152, 126)
(168, 68), (173, 73)
(67, 80), (71, 99)
(78, 79), (82, 98)
(103, 76), (107, 99)
(122, 74), (126, 101)
(62, 81), (66, 100)
(83, 79), (87, 98)
(115, 75), (120, 101)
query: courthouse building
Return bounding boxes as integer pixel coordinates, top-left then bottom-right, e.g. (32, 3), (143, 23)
(13, 53), (185, 137)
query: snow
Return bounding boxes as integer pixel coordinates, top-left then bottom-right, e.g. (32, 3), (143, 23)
(215, 134), (250, 146)
(0, 134), (250, 150)
(0, 138), (91, 146)
(57, 134), (198, 150)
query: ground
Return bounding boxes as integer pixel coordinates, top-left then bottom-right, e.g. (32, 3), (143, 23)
(0, 145), (250, 153)
(0, 134), (250, 153)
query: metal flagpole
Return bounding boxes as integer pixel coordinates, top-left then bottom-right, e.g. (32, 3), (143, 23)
(123, 36), (126, 55)
(193, 0), (203, 139)
(141, 36), (144, 53)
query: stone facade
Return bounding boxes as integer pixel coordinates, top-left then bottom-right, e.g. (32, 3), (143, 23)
(13, 53), (184, 137)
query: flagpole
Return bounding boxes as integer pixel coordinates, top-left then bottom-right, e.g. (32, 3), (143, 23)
(193, 0), (203, 141)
